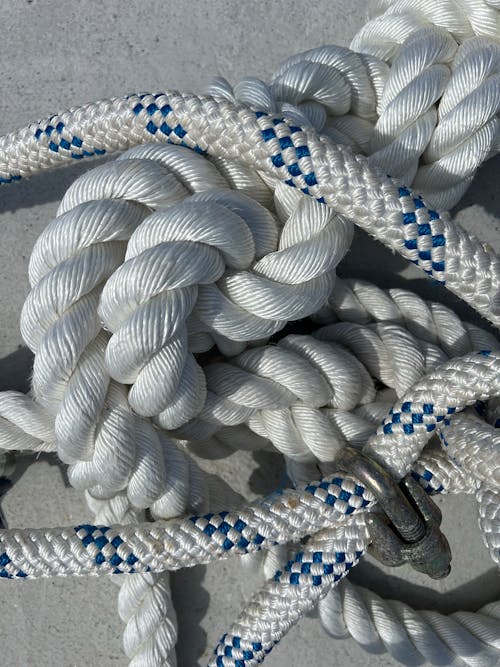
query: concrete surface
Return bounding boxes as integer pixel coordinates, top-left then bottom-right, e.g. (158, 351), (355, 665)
(0, 1), (499, 666)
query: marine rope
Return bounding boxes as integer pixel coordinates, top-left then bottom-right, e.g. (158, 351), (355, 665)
(0, 1), (500, 665)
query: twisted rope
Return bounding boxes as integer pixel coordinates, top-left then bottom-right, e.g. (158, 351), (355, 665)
(0, 2), (499, 665)
(1, 91), (499, 328)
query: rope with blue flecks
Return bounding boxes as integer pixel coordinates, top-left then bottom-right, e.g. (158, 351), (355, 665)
(0, 48), (499, 663)
(0, 350), (498, 667)
(0, 91), (498, 328)
(210, 350), (500, 666)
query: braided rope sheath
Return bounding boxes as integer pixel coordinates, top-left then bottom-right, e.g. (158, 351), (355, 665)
(0, 92), (499, 328)
(0, 140), (496, 664)
(1, 293), (496, 665)
(209, 350), (500, 664)
(0, 133), (496, 667)
(0, 2), (499, 665)
(211, 31), (500, 211)
(0, 351), (497, 667)
(0, 355), (495, 579)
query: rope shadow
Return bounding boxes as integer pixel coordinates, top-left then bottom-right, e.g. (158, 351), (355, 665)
(171, 564), (209, 665)
(0, 346), (34, 394)
(0, 156), (110, 215)
(455, 154), (500, 220)
(349, 557), (500, 615)
(248, 449), (288, 497)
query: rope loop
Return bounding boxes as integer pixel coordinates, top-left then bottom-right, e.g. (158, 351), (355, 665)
(0, 2), (500, 665)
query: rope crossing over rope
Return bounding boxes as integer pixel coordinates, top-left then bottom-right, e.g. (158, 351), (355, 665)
(1, 1), (500, 665)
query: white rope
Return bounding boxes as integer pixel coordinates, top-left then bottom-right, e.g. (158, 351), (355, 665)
(319, 578), (500, 666)
(0, 348), (498, 577)
(1, 143), (496, 664)
(478, 484), (500, 566)
(209, 351), (500, 663)
(207, 2), (500, 210)
(87, 493), (179, 667)
(0, 1), (499, 665)
(1, 91), (499, 327)
(1, 145), (498, 664)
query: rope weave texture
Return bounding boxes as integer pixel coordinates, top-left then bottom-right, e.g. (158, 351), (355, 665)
(1, 1), (500, 665)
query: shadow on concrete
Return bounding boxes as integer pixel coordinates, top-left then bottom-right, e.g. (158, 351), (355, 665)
(248, 449), (287, 497)
(0, 451), (65, 529)
(204, 471), (246, 512)
(349, 558), (500, 615)
(456, 154), (500, 220)
(0, 157), (109, 215)
(171, 564), (210, 666)
(0, 346), (34, 393)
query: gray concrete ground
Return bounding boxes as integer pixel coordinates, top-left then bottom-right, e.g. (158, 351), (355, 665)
(0, 1), (499, 666)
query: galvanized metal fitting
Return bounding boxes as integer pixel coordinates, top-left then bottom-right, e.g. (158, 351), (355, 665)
(334, 447), (452, 580)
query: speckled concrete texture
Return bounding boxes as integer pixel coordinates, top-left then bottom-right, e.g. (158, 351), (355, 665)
(0, 2), (499, 666)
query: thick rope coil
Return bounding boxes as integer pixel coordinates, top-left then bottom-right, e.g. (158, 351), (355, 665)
(17, 147), (234, 664)
(361, 1), (500, 44)
(0, 291), (496, 664)
(354, 2), (500, 208)
(1, 93), (499, 326)
(175, 334), (377, 458)
(0, 3), (499, 664)
(17, 141), (349, 666)
(174, 288), (498, 460)
(20, 146), (231, 505)
(211, 351), (500, 665)
(316, 277), (499, 351)
(319, 578), (500, 666)
(208, 3), (500, 210)
(99, 187), (351, 421)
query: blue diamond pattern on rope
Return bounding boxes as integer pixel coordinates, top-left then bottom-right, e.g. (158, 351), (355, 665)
(255, 111), (325, 202)
(252, 114), (447, 278)
(411, 468), (445, 494)
(131, 93), (206, 154)
(188, 511), (264, 553)
(303, 476), (370, 515)
(398, 187), (446, 279)
(214, 635), (278, 666)
(382, 403), (456, 435)
(74, 524), (144, 574)
(0, 173), (21, 184)
(0, 549), (27, 579)
(214, 545), (364, 665)
(34, 120), (106, 160)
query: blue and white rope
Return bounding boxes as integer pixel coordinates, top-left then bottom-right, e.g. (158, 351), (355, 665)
(0, 349), (497, 667)
(0, 471), (374, 580)
(0, 460), (458, 583)
(0, 92), (498, 327)
(209, 349), (500, 665)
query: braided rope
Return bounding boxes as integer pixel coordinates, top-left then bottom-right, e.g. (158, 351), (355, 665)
(209, 351), (500, 664)
(0, 352), (498, 667)
(0, 2), (499, 665)
(211, 31), (500, 211)
(0, 92), (499, 328)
